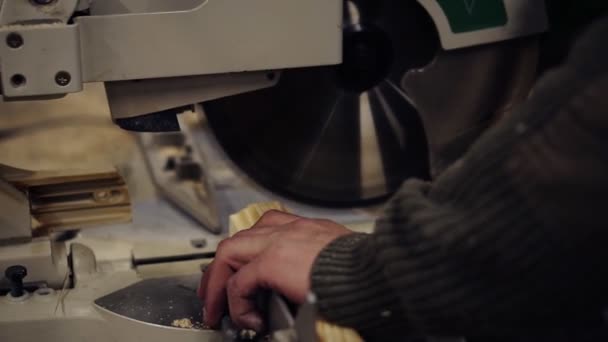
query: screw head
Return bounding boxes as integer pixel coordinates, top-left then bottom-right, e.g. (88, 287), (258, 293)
(55, 71), (71, 87)
(10, 74), (27, 88)
(6, 32), (23, 49)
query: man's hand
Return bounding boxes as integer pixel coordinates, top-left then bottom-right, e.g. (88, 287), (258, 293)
(198, 210), (352, 331)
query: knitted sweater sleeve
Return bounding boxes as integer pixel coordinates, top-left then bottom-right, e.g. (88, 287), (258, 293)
(311, 19), (608, 340)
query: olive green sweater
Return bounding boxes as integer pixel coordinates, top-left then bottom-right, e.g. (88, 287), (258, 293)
(311, 19), (608, 341)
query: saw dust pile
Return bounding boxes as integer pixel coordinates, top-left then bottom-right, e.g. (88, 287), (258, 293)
(171, 318), (210, 330)
(171, 318), (195, 329)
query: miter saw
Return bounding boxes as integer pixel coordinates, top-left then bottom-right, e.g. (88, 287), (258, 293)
(0, 0), (555, 341)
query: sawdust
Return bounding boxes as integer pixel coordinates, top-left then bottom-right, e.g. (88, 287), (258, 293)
(171, 318), (195, 329)
(170, 318), (210, 330)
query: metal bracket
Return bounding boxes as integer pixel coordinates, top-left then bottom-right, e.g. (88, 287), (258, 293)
(0, 23), (82, 97)
(139, 109), (221, 234)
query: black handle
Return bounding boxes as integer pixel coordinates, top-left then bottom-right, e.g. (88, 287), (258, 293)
(5, 265), (27, 297)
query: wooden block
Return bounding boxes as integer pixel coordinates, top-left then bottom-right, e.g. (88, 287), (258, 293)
(228, 201), (287, 236)
(316, 320), (364, 342)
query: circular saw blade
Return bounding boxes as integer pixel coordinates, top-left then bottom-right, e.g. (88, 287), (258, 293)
(204, 0), (438, 205)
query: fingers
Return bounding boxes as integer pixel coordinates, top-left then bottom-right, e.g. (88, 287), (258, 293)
(201, 215), (294, 326)
(202, 259), (232, 328)
(226, 254), (271, 332)
(226, 243), (312, 331)
(215, 235), (276, 267)
(198, 262), (213, 300)
(203, 235), (276, 327)
(201, 213), (344, 330)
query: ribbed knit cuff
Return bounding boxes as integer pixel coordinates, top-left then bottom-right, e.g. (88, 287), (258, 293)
(310, 233), (407, 340)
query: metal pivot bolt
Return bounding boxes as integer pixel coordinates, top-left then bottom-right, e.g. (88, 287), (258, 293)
(55, 71), (71, 86)
(5, 265), (27, 298)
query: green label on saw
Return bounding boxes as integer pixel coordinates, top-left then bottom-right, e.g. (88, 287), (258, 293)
(436, 0), (508, 33)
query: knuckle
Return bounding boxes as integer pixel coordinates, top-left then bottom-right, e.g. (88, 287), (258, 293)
(265, 209), (284, 218)
(291, 218), (319, 233)
(256, 210), (297, 227)
(217, 239), (230, 250)
(292, 218), (310, 228)
(215, 239), (233, 260)
(232, 229), (251, 238)
(258, 210), (283, 224)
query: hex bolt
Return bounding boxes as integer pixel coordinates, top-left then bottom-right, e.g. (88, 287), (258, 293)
(55, 71), (71, 87)
(6, 33), (23, 49)
(5, 265), (27, 298)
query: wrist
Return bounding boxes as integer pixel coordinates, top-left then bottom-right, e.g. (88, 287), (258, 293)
(310, 233), (407, 339)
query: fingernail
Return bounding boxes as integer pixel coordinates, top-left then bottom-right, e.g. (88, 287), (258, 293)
(239, 312), (264, 332)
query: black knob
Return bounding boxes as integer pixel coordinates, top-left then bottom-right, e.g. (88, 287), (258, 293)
(5, 265), (27, 297)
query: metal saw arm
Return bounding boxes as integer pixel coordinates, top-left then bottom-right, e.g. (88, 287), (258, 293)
(0, 0), (342, 93)
(0, 0), (342, 124)
(0, 0), (547, 125)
